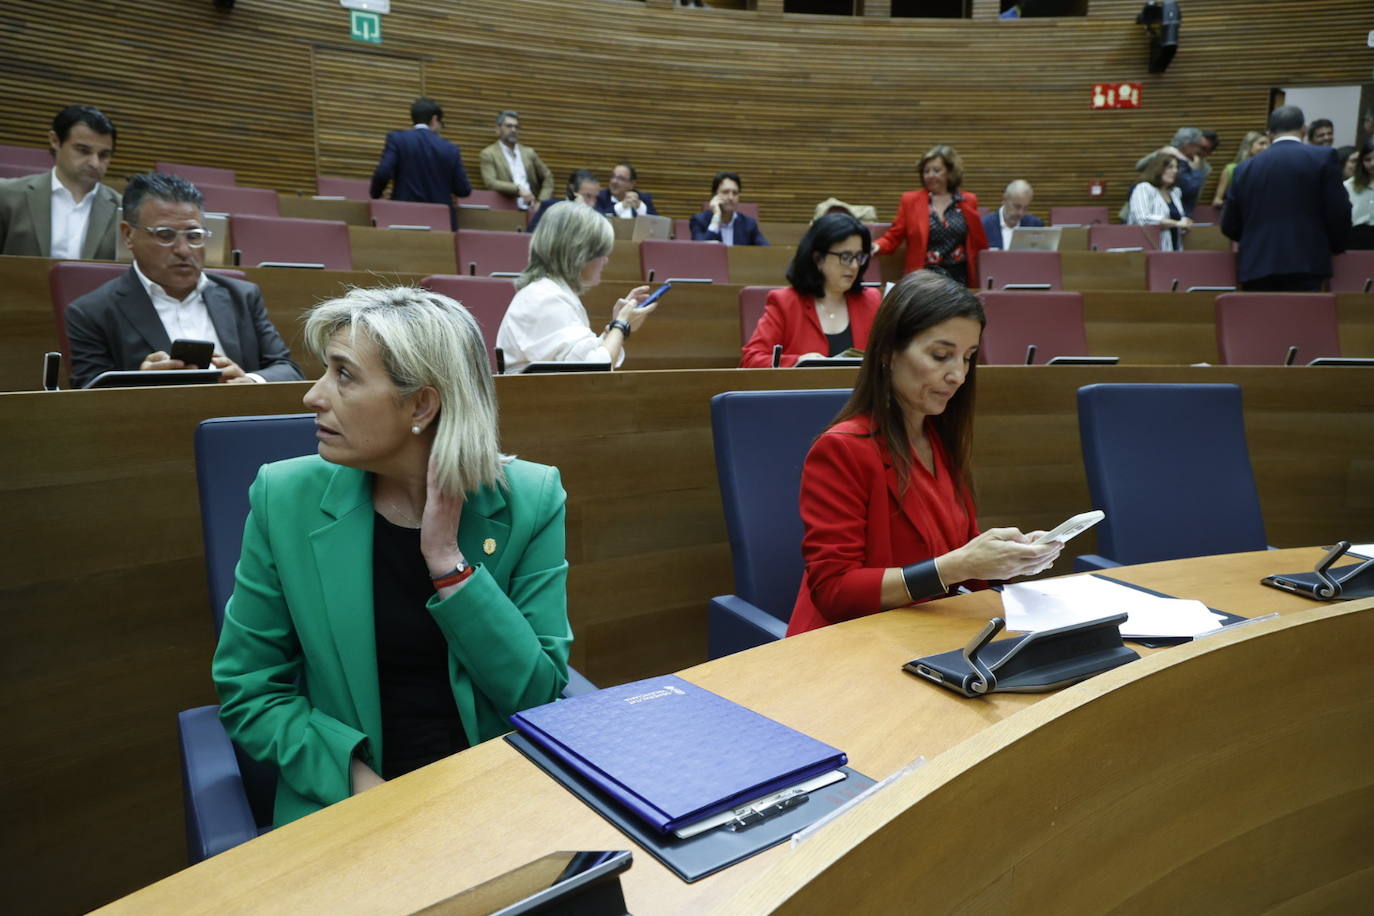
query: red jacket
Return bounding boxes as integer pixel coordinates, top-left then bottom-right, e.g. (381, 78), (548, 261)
(787, 416), (982, 636)
(874, 189), (990, 282)
(740, 286), (882, 368)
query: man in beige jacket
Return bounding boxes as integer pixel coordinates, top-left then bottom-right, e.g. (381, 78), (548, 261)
(478, 110), (554, 211)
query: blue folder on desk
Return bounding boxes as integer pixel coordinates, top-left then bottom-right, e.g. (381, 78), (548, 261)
(509, 674), (848, 835)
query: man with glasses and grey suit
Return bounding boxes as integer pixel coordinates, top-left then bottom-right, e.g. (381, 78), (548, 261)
(64, 172), (302, 388)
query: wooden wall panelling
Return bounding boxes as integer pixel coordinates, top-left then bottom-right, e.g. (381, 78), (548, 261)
(311, 45), (426, 186)
(3, 1), (1370, 223)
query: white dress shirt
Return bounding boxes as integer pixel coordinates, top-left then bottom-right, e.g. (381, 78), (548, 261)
(1345, 177), (1374, 228)
(709, 212), (737, 245)
(999, 208), (1019, 249)
(495, 277), (624, 373)
(1126, 181), (1186, 251)
(500, 142), (532, 210)
(50, 168), (97, 260)
(613, 196), (649, 219)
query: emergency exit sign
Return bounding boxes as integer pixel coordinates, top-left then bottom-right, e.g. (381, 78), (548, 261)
(349, 9), (381, 44)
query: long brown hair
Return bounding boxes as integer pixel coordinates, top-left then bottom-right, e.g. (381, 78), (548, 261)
(831, 270), (986, 495)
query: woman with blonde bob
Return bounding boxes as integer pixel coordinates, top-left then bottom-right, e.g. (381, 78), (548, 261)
(496, 200), (657, 372)
(214, 286), (571, 827)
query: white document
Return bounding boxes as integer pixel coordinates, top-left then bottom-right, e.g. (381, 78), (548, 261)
(1001, 576), (1226, 639)
(1349, 543), (1374, 559)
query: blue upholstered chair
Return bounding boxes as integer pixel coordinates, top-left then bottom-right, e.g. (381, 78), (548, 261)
(1074, 384), (1268, 571)
(181, 414), (594, 863)
(708, 389), (851, 658)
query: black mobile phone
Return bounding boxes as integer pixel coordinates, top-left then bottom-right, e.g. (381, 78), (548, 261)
(42, 351), (61, 391)
(170, 338), (215, 369)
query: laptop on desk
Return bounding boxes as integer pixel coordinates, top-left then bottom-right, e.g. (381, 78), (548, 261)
(1007, 227), (1062, 252)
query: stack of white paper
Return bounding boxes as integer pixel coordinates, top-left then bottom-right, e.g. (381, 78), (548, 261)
(1001, 576), (1226, 639)
(1349, 544), (1374, 559)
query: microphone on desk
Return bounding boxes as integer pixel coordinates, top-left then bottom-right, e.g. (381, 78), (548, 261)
(1025, 344), (1038, 366)
(1283, 345), (1298, 367)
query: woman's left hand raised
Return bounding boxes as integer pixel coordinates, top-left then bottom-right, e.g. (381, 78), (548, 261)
(420, 450), (466, 577)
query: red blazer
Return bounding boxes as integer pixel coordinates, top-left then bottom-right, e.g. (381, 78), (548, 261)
(740, 287), (882, 368)
(874, 189), (990, 282)
(786, 416), (982, 637)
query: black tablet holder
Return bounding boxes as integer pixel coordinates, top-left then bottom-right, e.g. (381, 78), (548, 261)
(1261, 541), (1374, 600)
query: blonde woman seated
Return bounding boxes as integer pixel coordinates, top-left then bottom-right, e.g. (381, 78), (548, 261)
(1127, 151), (1192, 251)
(496, 201), (657, 373)
(214, 287), (571, 826)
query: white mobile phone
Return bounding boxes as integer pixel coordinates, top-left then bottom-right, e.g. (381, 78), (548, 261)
(1035, 510), (1105, 545)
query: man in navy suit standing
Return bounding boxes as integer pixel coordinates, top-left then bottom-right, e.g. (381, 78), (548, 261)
(981, 180), (1044, 249)
(1222, 105), (1351, 292)
(689, 172), (767, 246)
(369, 98), (472, 229)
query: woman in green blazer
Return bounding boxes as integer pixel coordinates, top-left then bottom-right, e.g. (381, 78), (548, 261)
(213, 286), (571, 827)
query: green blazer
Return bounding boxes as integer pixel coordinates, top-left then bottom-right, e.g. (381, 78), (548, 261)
(0, 170), (120, 259)
(212, 454), (571, 827)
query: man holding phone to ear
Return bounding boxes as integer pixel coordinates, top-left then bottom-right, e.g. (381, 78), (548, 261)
(65, 172), (303, 388)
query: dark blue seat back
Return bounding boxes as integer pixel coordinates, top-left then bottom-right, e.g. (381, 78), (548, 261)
(711, 389), (852, 623)
(196, 414), (320, 634)
(1077, 384), (1268, 565)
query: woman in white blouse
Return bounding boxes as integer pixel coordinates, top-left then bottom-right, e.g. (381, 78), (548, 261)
(1127, 151), (1192, 251)
(496, 201), (656, 373)
(1345, 138), (1374, 250)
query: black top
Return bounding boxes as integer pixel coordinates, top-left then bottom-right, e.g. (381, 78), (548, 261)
(1165, 198), (1182, 251)
(926, 193), (970, 286)
(824, 325), (854, 356)
(372, 512), (469, 780)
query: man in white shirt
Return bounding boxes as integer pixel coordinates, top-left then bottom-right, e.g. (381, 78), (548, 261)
(594, 162), (659, 218)
(980, 180), (1045, 249)
(64, 173), (302, 388)
(0, 105), (121, 259)
(478, 111), (554, 210)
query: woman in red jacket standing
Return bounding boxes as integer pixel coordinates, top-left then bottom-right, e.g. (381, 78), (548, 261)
(872, 146), (989, 286)
(740, 213), (882, 368)
(787, 270), (1060, 636)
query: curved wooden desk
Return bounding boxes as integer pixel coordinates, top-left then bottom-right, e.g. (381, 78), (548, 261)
(95, 549), (1373, 914)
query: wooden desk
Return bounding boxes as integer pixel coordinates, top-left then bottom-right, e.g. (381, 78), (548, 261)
(348, 225), (457, 275)
(456, 207), (528, 233)
(277, 195), (371, 226)
(93, 550), (1374, 914)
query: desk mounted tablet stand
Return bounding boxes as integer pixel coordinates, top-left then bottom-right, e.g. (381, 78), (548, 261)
(962, 617), (1005, 695)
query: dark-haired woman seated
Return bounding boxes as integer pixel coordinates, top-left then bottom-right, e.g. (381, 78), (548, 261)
(740, 213), (881, 368)
(788, 271), (1062, 636)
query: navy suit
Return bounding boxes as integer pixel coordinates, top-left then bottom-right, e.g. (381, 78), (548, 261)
(65, 268), (303, 389)
(1221, 138), (1351, 289)
(369, 127), (472, 229)
(981, 210), (1045, 249)
(594, 188), (657, 217)
(688, 210), (769, 246)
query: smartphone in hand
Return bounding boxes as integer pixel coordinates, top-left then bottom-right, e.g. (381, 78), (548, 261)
(170, 338), (215, 369)
(1034, 510), (1105, 545)
(637, 282), (672, 309)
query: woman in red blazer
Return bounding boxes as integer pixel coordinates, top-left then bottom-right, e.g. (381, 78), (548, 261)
(741, 214), (882, 367)
(872, 145), (990, 286)
(787, 271), (1061, 636)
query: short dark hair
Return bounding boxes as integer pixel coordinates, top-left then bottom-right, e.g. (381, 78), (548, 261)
(614, 162), (638, 181)
(832, 271), (986, 495)
(1309, 118), (1334, 133)
(1268, 105), (1305, 134)
(122, 172), (204, 225)
(410, 98), (443, 124)
(711, 171), (741, 195)
(1201, 129), (1219, 151)
(565, 168), (598, 198)
(787, 213), (872, 298)
(51, 105), (116, 149)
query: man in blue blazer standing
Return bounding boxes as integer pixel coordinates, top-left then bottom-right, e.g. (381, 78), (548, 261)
(981, 180), (1044, 249)
(1222, 105), (1351, 291)
(369, 98), (472, 229)
(689, 172), (768, 245)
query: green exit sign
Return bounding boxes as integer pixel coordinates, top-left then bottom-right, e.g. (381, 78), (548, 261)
(349, 10), (381, 44)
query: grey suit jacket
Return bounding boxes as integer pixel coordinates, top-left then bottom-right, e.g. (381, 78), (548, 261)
(65, 268), (304, 388)
(478, 142), (554, 201)
(0, 170), (120, 259)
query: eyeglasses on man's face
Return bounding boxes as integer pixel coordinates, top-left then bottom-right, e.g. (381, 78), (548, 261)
(825, 250), (869, 267)
(133, 225), (212, 247)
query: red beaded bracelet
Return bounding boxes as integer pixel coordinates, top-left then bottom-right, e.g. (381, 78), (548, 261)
(432, 563), (477, 590)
